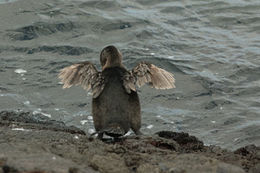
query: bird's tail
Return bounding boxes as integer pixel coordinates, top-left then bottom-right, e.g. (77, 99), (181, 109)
(103, 124), (126, 137)
(90, 124), (126, 138)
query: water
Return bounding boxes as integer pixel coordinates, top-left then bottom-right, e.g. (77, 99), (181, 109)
(0, 0), (18, 4)
(0, 0), (259, 150)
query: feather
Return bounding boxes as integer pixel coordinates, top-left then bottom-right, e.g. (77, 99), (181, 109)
(123, 61), (175, 91)
(58, 61), (105, 98)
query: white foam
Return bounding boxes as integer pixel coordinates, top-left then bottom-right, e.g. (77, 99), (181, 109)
(203, 143), (211, 147)
(74, 135), (79, 139)
(211, 121), (216, 124)
(233, 138), (240, 142)
(150, 53), (155, 55)
(14, 69), (27, 74)
(123, 24), (129, 28)
(87, 116), (93, 120)
(12, 127), (31, 131)
(146, 124), (154, 129)
(167, 56), (174, 59)
(41, 112), (51, 118)
(32, 111), (39, 115)
(88, 128), (95, 134)
(23, 101), (30, 105)
(80, 120), (88, 125)
(33, 110), (51, 118)
(124, 131), (132, 136)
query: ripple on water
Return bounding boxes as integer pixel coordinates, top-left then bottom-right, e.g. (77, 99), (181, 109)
(14, 69), (27, 74)
(1, 0), (260, 150)
(0, 0), (19, 4)
(8, 21), (75, 41)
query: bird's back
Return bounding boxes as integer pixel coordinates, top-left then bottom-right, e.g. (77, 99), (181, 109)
(92, 67), (140, 137)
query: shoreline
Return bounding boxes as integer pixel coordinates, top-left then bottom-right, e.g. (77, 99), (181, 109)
(0, 111), (259, 173)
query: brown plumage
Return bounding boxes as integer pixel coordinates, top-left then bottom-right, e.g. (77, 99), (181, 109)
(58, 45), (175, 138)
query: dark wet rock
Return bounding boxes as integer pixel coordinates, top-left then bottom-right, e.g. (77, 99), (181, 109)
(234, 145), (260, 172)
(156, 131), (204, 151)
(201, 144), (260, 172)
(8, 21), (75, 41)
(0, 111), (85, 135)
(0, 110), (57, 124)
(234, 145), (259, 157)
(0, 111), (258, 173)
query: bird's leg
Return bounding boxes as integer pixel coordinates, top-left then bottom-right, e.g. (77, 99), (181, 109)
(97, 132), (104, 140)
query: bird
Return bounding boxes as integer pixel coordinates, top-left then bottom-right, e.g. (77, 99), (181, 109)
(58, 45), (175, 139)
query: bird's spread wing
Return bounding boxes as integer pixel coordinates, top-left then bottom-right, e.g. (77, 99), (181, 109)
(58, 61), (105, 98)
(123, 62), (175, 93)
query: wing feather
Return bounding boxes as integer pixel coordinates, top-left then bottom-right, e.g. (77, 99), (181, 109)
(123, 62), (175, 92)
(58, 61), (104, 98)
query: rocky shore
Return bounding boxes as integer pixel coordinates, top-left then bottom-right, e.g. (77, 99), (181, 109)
(0, 111), (259, 173)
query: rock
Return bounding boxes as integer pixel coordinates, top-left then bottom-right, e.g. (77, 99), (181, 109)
(89, 154), (130, 173)
(0, 111), (85, 135)
(137, 163), (160, 173)
(0, 145), (95, 173)
(234, 145), (260, 158)
(0, 111), (259, 173)
(165, 154), (245, 173)
(234, 145), (260, 172)
(156, 131), (204, 151)
(249, 164), (260, 173)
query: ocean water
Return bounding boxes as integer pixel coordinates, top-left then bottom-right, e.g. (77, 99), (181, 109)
(0, 0), (259, 150)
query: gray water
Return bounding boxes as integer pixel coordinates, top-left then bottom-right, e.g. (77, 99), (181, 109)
(0, 0), (259, 150)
